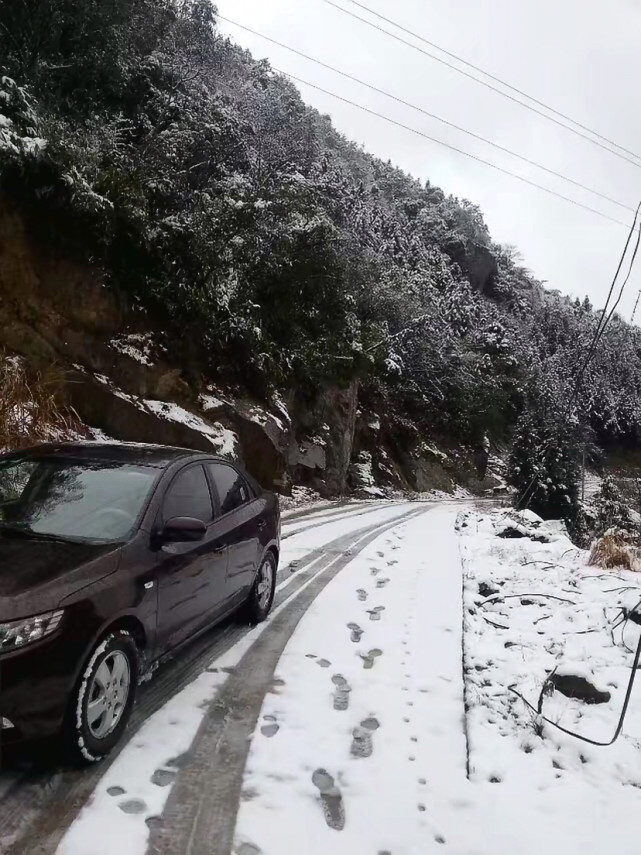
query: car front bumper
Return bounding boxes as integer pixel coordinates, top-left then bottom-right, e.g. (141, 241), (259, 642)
(0, 630), (84, 742)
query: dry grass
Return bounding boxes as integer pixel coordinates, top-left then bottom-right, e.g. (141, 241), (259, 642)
(0, 353), (83, 450)
(588, 531), (641, 572)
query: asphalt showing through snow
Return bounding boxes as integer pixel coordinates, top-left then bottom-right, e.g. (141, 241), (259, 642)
(0, 501), (427, 855)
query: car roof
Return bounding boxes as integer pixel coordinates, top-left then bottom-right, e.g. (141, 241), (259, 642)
(1, 442), (212, 469)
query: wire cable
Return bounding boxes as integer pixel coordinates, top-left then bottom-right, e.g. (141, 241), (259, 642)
(273, 68), (639, 232)
(594, 219), (641, 344)
(339, 0), (641, 165)
(509, 608), (641, 747)
(631, 289), (641, 324)
(221, 16), (636, 216)
(322, 0), (641, 172)
(571, 203), (641, 392)
(515, 203), (641, 510)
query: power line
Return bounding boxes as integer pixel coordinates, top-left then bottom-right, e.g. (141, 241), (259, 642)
(599, 220), (641, 338)
(322, 0), (641, 173)
(271, 68), (638, 231)
(574, 203), (641, 389)
(221, 16), (636, 216)
(516, 203), (641, 511)
(340, 0), (641, 165)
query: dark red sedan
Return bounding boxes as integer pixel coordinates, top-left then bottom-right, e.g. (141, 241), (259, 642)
(0, 443), (280, 763)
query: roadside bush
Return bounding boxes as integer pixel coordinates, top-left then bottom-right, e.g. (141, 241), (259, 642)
(588, 529), (641, 572)
(0, 354), (81, 450)
(593, 477), (635, 537)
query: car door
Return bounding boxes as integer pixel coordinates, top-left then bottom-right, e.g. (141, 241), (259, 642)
(155, 463), (229, 653)
(206, 462), (262, 603)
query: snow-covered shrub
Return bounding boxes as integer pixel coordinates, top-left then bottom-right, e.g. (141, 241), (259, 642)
(593, 477), (635, 537)
(588, 529), (641, 572)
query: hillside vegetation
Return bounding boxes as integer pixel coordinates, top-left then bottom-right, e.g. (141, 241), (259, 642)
(1, 0), (641, 514)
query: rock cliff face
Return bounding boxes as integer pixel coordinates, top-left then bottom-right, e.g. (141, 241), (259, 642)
(0, 201), (489, 497)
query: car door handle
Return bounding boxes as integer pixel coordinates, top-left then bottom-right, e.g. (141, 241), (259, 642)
(257, 518), (267, 531)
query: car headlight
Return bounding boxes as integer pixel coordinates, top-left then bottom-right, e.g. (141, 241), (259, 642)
(0, 610), (64, 652)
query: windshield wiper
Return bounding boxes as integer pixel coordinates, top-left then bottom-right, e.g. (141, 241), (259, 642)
(0, 522), (74, 544)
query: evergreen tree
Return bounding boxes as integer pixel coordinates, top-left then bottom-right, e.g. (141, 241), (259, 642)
(508, 388), (581, 520)
(593, 477), (634, 536)
(2, 0), (641, 459)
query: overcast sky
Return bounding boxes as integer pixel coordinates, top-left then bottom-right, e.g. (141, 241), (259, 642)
(216, 0), (641, 318)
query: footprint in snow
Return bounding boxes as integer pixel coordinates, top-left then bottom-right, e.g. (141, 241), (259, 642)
(332, 674), (352, 711)
(166, 751), (192, 769)
(351, 717), (380, 758)
(347, 622), (364, 643)
(376, 578), (390, 589)
(357, 589), (368, 601)
(261, 723), (280, 737)
(387, 560), (398, 567)
(107, 786), (126, 797)
(377, 551), (385, 558)
(316, 659), (331, 668)
(269, 677), (286, 694)
(119, 798), (147, 815)
(312, 769), (346, 831)
(370, 567), (380, 577)
(367, 606), (386, 622)
(241, 787), (259, 802)
(151, 768), (176, 787)
(360, 648), (383, 669)
(236, 843), (262, 855)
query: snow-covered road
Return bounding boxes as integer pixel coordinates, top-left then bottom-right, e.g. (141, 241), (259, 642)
(6, 501), (639, 855)
(234, 505), (465, 855)
(0, 499), (438, 855)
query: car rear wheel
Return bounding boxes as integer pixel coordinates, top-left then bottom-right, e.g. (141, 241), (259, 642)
(65, 630), (138, 765)
(245, 553), (277, 623)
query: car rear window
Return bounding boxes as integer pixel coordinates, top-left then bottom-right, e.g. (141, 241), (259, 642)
(207, 463), (250, 515)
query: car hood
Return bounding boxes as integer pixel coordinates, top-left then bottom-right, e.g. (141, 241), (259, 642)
(0, 534), (120, 621)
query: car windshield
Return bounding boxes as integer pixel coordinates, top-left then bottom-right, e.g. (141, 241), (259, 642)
(0, 455), (159, 544)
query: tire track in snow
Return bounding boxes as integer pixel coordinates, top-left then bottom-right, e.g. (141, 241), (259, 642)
(145, 507), (430, 855)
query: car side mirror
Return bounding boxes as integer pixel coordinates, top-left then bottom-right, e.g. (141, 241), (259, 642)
(161, 516), (207, 543)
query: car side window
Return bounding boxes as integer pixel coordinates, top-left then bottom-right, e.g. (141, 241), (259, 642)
(162, 465), (213, 524)
(208, 463), (250, 516)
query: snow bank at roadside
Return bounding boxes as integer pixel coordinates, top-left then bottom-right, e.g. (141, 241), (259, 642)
(234, 505), (641, 855)
(459, 508), (641, 810)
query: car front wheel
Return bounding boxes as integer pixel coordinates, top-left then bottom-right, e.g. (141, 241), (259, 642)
(245, 553), (277, 623)
(65, 630), (138, 765)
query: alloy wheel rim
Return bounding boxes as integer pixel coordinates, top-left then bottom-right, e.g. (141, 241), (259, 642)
(257, 559), (274, 610)
(86, 651), (131, 739)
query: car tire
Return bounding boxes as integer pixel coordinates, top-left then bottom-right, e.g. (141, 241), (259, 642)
(64, 630), (138, 765)
(245, 552), (277, 623)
